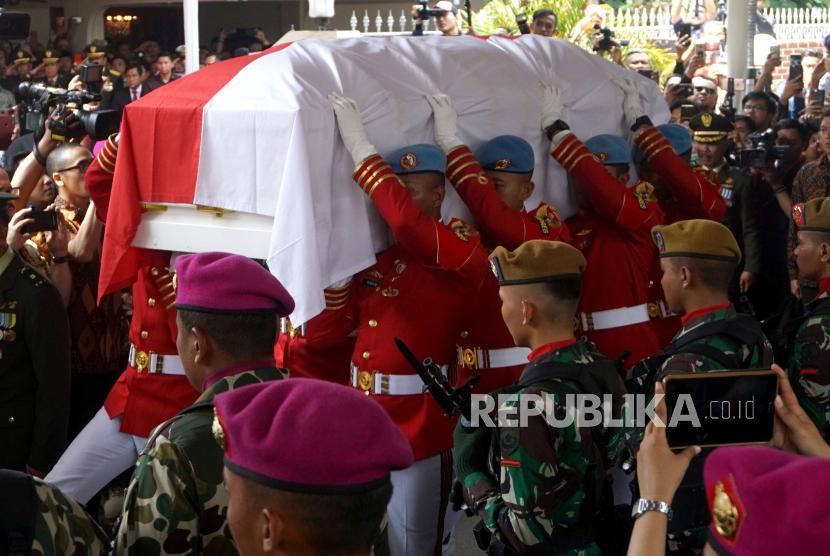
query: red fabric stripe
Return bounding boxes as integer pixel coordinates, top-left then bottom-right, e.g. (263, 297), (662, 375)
(98, 44), (292, 299)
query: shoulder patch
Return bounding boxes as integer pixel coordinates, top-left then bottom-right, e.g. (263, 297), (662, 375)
(633, 181), (656, 210)
(449, 218), (479, 242)
(534, 203), (562, 236)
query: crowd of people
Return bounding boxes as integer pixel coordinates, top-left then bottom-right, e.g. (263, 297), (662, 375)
(0, 5), (829, 556)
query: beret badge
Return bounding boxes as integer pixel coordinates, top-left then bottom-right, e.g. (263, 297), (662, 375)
(494, 159), (512, 170)
(400, 153), (418, 171)
(595, 152), (608, 162)
(653, 230), (666, 254)
(712, 480), (740, 539)
(792, 203), (805, 227)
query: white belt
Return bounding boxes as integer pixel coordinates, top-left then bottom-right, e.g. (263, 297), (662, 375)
(458, 346), (531, 370)
(350, 363), (447, 396)
(579, 303), (652, 332)
(128, 344), (187, 376)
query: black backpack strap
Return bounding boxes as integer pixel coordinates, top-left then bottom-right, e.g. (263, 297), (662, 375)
(0, 470), (36, 556)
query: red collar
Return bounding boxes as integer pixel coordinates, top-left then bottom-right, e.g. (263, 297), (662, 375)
(528, 338), (578, 361)
(202, 359), (276, 391)
(680, 302), (731, 326)
(818, 277), (830, 298)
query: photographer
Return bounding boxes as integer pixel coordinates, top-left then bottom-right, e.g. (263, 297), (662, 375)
(757, 119), (810, 217)
(411, 1), (461, 37)
(591, 25), (625, 65)
(788, 109), (830, 301)
(741, 92), (776, 133)
(691, 76), (718, 115)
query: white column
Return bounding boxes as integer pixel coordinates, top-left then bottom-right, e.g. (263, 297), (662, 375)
(727, 0), (749, 79)
(183, 0), (199, 74)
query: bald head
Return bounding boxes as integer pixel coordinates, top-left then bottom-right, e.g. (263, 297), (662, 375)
(45, 143), (89, 178)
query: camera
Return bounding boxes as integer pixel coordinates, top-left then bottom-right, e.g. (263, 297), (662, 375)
(415, 0), (445, 20)
(18, 82), (119, 142)
(736, 129), (790, 170)
(592, 24), (628, 52)
(516, 13), (530, 35)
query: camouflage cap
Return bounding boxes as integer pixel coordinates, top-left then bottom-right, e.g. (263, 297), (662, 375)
(489, 240), (586, 286)
(792, 198), (830, 233)
(651, 219), (741, 263)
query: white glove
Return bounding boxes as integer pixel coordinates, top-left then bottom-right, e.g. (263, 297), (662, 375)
(426, 94), (463, 152)
(541, 83), (565, 130)
(611, 76), (645, 128)
(328, 92), (378, 164)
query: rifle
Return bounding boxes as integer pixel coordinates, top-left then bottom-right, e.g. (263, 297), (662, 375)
(394, 337), (479, 421)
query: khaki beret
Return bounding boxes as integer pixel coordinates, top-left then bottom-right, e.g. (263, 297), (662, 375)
(651, 219), (741, 263)
(792, 198), (830, 233)
(489, 240), (586, 286)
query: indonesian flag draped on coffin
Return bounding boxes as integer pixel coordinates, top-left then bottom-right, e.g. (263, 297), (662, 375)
(101, 34), (669, 325)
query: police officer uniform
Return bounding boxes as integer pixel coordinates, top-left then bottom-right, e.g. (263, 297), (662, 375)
(689, 113), (762, 302)
(0, 188), (71, 473)
(4, 49), (33, 102)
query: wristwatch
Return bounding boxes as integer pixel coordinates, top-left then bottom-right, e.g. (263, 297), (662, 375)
(631, 498), (672, 520)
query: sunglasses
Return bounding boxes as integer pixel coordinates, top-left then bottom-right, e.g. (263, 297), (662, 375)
(56, 159), (92, 174)
(694, 86), (716, 94)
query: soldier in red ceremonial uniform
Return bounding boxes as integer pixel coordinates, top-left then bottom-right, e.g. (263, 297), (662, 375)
(542, 84), (664, 368)
(426, 94), (570, 249)
(319, 92), (495, 556)
(44, 134), (199, 504)
(613, 77), (728, 346)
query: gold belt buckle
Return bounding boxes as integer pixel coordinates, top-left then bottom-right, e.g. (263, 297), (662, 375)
(135, 351), (150, 373)
(460, 348), (478, 369)
(357, 370), (374, 395)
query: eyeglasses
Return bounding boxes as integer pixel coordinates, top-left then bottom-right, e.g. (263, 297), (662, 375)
(56, 159), (92, 174)
(694, 86), (716, 94)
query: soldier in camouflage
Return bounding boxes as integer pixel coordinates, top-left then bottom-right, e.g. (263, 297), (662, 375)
(114, 252), (294, 555)
(454, 240), (626, 555)
(0, 469), (109, 555)
(788, 197), (830, 440)
(645, 219), (773, 554)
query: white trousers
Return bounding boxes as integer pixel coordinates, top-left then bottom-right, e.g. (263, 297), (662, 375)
(388, 450), (460, 556)
(45, 407), (147, 504)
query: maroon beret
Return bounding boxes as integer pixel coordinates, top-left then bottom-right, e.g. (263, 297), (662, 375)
(213, 378), (414, 493)
(175, 252), (294, 315)
(704, 446), (830, 555)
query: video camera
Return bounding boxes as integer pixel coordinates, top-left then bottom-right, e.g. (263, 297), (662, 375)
(592, 24), (629, 52)
(18, 82), (119, 142)
(415, 0), (446, 20)
(736, 129), (790, 170)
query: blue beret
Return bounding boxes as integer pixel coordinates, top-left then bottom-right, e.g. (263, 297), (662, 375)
(386, 144), (446, 175)
(475, 135), (535, 174)
(584, 134), (630, 166)
(633, 124), (692, 163)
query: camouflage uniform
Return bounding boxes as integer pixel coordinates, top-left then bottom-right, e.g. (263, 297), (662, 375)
(656, 305), (773, 554)
(787, 291), (830, 439)
(32, 476), (110, 555)
(458, 338), (624, 555)
(114, 366), (286, 555)
(658, 306), (773, 377)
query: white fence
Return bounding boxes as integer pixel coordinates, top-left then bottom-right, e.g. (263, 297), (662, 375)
(345, 6), (829, 42)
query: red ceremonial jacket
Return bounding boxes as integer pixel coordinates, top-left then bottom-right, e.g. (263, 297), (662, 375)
(635, 126), (726, 346)
(86, 135), (198, 438)
(553, 133), (664, 368)
(297, 154), (501, 460)
(445, 145), (571, 249)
